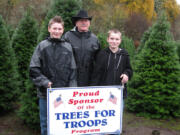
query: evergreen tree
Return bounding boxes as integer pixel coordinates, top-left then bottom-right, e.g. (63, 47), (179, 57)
(6, 24), (14, 40)
(0, 15), (20, 112)
(154, 0), (165, 13)
(18, 78), (40, 129)
(11, 11), (40, 128)
(176, 41), (180, 62)
(97, 33), (107, 49)
(121, 35), (135, 61)
(138, 27), (153, 53)
(38, 0), (82, 42)
(11, 11), (39, 93)
(126, 14), (180, 119)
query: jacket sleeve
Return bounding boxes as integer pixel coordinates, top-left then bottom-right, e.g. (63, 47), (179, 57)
(69, 48), (77, 87)
(123, 55), (133, 80)
(29, 44), (50, 88)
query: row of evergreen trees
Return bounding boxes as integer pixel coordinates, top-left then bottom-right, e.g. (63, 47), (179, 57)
(0, 0), (180, 130)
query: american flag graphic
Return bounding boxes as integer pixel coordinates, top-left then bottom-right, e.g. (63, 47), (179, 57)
(54, 95), (63, 108)
(108, 92), (117, 104)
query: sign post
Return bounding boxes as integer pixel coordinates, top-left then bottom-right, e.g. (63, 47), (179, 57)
(47, 86), (123, 135)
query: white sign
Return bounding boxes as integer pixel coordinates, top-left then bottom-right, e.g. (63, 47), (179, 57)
(47, 86), (123, 135)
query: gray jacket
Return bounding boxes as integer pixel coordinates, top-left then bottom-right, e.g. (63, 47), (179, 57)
(64, 27), (100, 86)
(29, 37), (77, 98)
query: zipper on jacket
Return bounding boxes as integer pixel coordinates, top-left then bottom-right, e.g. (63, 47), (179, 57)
(113, 53), (117, 84)
(53, 42), (57, 83)
(80, 36), (83, 68)
(117, 55), (122, 69)
(114, 53), (122, 84)
(107, 53), (111, 70)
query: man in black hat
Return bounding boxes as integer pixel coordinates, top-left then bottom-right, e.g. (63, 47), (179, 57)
(64, 9), (100, 86)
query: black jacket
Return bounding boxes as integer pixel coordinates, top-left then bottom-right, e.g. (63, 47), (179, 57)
(91, 47), (133, 86)
(64, 27), (100, 86)
(29, 37), (77, 98)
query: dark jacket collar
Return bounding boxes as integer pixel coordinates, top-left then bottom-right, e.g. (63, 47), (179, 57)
(70, 27), (91, 38)
(105, 47), (129, 55)
(47, 37), (65, 43)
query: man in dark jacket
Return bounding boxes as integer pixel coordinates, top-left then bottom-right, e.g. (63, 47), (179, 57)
(29, 16), (76, 135)
(64, 9), (100, 86)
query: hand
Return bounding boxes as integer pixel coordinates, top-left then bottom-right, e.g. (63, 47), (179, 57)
(120, 74), (128, 84)
(48, 82), (52, 88)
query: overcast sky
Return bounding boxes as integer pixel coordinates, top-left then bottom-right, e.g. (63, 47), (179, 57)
(176, 0), (180, 5)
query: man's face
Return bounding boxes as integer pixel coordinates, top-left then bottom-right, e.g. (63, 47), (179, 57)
(107, 33), (121, 50)
(48, 22), (64, 39)
(76, 19), (90, 32)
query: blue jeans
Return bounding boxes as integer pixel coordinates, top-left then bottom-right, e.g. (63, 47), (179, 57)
(39, 98), (47, 135)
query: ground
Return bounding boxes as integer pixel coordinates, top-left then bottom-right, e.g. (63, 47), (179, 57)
(0, 109), (180, 135)
(122, 109), (180, 135)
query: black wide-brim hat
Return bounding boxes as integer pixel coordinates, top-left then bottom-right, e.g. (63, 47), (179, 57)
(72, 9), (92, 26)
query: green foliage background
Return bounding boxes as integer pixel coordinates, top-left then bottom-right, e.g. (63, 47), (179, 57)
(11, 11), (39, 93)
(121, 35), (135, 60)
(126, 14), (180, 119)
(11, 11), (40, 128)
(18, 79), (40, 129)
(0, 15), (20, 112)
